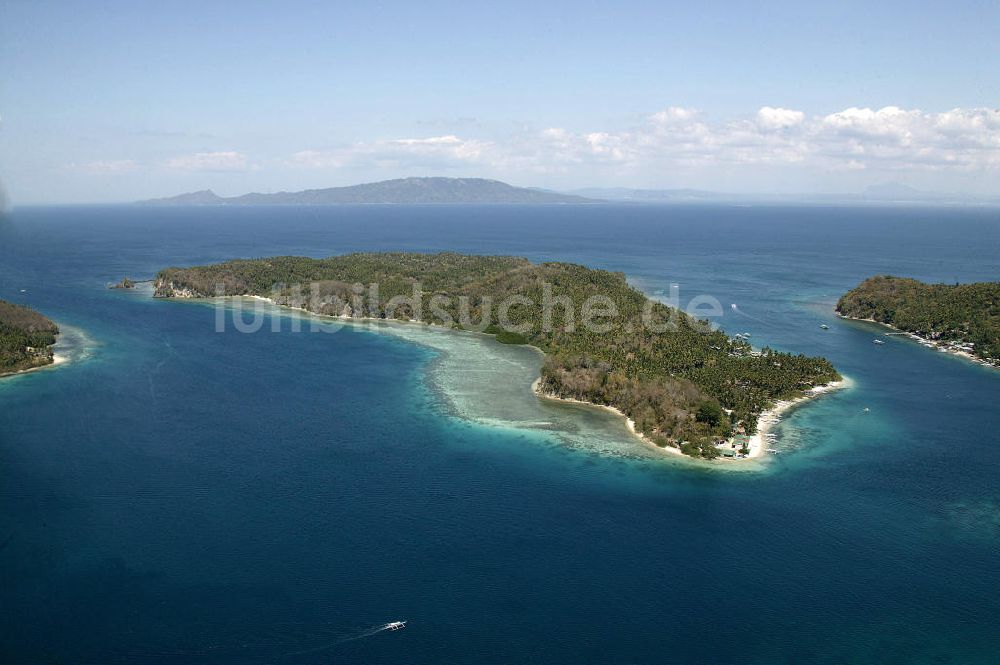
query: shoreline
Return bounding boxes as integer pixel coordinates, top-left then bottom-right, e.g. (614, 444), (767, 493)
(244, 293), (707, 460)
(535, 376), (847, 462)
(837, 314), (998, 370)
(0, 349), (69, 380)
(0, 323), (94, 382)
(173, 291), (843, 463)
(531, 378), (686, 458)
(206, 293), (684, 457)
(746, 379), (848, 458)
(238, 294), (543, 349)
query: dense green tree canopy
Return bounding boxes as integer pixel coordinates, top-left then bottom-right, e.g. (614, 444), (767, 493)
(837, 275), (999, 364)
(0, 300), (59, 374)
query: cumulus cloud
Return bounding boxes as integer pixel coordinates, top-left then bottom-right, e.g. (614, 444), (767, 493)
(148, 106), (996, 187)
(809, 107), (1000, 170)
(650, 107), (699, 124)
(512, 106), (1000, 174)
(166, 151), (251, 172)
(756, 106), (805, 130)
(53, 105), (1000, 196)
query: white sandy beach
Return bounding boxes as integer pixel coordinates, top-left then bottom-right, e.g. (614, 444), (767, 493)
(535, 376), (847, 462)
(531, 378), (687, 457)
(0, 320), (98, 381)
(0, 352), (68, 380)
(838, 314), (998, 370)
(746, 379), (847, 458)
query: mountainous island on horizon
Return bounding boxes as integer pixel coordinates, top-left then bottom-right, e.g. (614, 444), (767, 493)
(138, 177), (593, 206)
(138, 177), (998, 208)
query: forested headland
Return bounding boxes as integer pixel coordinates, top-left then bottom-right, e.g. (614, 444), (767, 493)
(156, 252), (840, 457)
(837, 276), (999, 366)
(0, 300), (60, 376)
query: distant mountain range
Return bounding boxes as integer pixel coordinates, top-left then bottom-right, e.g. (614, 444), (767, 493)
(139, 177), (591, 205)
(139, 177), (998, 207)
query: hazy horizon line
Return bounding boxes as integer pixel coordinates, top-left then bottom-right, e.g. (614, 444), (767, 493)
(6, 176), (1000, 208)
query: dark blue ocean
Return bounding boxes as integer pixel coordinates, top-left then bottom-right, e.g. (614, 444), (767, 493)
(1, 204), (999, 664)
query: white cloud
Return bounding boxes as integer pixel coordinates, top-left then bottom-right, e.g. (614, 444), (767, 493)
(69, 159), (139, 174)
(166, 151), (250, 172)
(370, 135), (490, 163)
(391, 135), (463, 146)
(812, 107), (1000, 170)
(650, 107), (699, 124)
(756, 106), (805, 130)
(540, 127), (568, 140)
(512, 106), (1000, 174)
(285, 135), (491, 171)
(143, 106), (997, 189)
(288, 150), (346, 169)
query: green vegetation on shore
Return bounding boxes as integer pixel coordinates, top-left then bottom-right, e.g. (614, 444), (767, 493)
(0, 300), (60, 375)
(155, 252), (840, 457)
(837, 276), (999, 365)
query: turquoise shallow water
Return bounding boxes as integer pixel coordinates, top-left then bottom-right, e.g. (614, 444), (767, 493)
(227, 298), (678, 462)
(1, 204), (999, 663)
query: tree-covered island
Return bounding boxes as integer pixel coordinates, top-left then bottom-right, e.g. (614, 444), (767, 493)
(155, 252), (841, 458)
(0, 300), (60, 376)
(837, 276), (999, 367)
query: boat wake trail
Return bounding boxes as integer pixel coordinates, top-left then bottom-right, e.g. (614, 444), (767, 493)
(730, 303), (768, 325)
(283, 621), (406, 657)
(115, 620), (406, 662)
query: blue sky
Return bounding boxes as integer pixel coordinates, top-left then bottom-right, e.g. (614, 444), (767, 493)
(2, 0), (999, 203)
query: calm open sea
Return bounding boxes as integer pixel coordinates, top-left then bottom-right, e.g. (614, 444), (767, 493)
(1, 204), (999, 664)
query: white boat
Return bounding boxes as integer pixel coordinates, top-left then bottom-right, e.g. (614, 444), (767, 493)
(873, 339), (885, 345)
(820, 324), (829, 329)
(385, 621), (406, 631)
